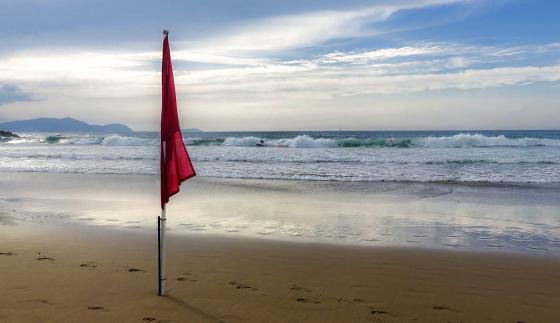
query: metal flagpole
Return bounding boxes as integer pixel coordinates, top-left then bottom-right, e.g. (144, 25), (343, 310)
(159, 134), (167, 296)
(158, 207), (167, 295)
(157, 214), (161, 295)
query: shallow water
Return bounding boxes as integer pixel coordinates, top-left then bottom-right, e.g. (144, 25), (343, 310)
(1, 172), (558, 256)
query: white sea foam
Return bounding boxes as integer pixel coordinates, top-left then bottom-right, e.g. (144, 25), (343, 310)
(415, 133), (560, 147)
(67, 137), (103, 145)
(223, 136), (263, 146)
(4, 138), (41, 144)
(272, 135), (337, 148)
(100, 135), (156, 146)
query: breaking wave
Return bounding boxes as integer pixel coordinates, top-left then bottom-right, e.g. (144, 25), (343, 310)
(224, 135), (337, 148)
(220, 133), (560, 148)
(415, 133), (560, 147)
(1, 130), (558, 183)
(100, 135), (157, 146)
(1, 132), (560, 148)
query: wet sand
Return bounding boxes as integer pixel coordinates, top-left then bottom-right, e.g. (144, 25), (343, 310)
(1, 220), (560, 322)
(1, 172), (559, 254)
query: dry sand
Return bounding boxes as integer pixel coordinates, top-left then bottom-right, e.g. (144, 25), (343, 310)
(1, 220), (559, 323)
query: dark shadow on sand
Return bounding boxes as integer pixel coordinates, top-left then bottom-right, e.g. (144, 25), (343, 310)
(164, 294), (222, 322)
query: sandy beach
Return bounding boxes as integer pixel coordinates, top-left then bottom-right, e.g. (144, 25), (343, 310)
(1, 172), (560, 322)
(2, 219), (560, 322)
(2, 0), (559, 320)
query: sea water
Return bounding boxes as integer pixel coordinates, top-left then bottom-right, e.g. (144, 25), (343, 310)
(1, 130), (559, 184)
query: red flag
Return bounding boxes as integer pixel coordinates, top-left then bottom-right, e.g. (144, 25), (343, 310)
(161, 32), (196, 209)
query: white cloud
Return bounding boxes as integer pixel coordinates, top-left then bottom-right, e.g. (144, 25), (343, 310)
(321, 46), (443, 64)
(2, 40), (560, 101)
(178, 64), (560, 99)
(192, 0), (470, 54)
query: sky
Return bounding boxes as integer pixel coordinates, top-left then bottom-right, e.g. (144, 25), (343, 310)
(0, 0), (559, 131)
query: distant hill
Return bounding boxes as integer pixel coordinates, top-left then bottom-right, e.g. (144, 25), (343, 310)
(0, 117), (133, 133)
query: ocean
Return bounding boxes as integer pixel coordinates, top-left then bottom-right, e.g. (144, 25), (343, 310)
(1, 130), (559, 184)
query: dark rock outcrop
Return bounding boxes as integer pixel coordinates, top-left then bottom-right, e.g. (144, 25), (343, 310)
(0, 130), (19, 138)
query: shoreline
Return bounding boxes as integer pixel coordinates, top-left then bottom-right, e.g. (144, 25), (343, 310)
(1, 171), (559, 255)
(2, 219), (560, 322)
(3, 170), (560, 188)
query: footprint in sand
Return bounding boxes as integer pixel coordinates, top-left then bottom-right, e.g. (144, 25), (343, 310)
(36, 257), (55, 261)
(88, 306), (103, 310)
(370, 309), (387, 314)
(370, 309), (391, 315)
(369, 307), (398, 317)
(296, 298), (320, 304)
(228, 281), (258, 291)
(142, 318), (156, 322)
(290, 284), (311, 292)
(80, 262), (98, 268)
(0, 252), (15, 256)
(127, 267), (145, 273)
(432, 305), (456, 312)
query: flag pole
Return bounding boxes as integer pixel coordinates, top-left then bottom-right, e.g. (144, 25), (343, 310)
(158, 29), (169, 296)
(158, 206), (166, 296)
(158, 140), (167, 296)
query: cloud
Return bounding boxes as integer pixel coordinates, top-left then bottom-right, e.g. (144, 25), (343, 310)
(172, 41), (560, 98)
(179, 64), (560, 99)
(191, 0), (471, 54)
(0, 84), (35, 106)
(320, 46), (443, 64)
(2, 40), (560, 101)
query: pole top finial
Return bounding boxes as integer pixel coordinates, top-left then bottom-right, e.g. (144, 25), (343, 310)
(163, 29), (169, 35)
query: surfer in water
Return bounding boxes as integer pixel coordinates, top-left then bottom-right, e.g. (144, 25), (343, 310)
(256, 139), (265, 147)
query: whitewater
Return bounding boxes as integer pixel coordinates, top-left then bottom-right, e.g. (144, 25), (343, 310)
(1, 130), (559, 183)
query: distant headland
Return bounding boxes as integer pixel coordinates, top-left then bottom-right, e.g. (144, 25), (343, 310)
(0, 117), (204, 133)
(0, 117), (133, 133)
